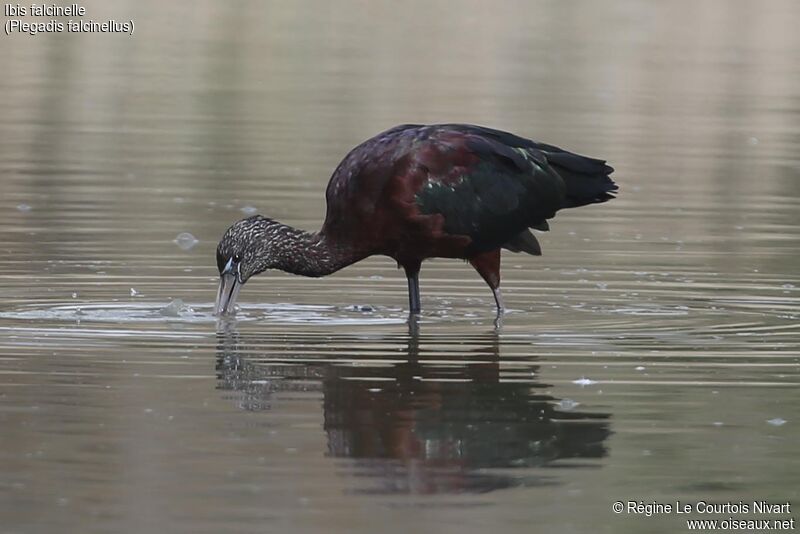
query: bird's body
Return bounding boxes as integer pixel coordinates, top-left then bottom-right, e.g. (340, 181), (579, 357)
(215, 124), (617, 315)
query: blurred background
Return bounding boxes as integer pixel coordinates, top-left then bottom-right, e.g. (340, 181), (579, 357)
(0, 1), (798, 533)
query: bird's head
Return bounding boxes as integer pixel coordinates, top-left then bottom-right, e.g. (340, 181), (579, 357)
(214, 215), (278, 315)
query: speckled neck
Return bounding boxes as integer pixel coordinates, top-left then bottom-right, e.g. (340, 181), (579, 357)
(260, 221), (361, 278)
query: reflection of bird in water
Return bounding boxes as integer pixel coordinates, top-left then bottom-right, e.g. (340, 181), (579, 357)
(216, 323), (611, 494)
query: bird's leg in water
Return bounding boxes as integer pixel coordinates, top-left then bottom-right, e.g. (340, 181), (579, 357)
(469, 249), (505, 313)
(492, 287), (505, 312)
(404, 262), (421, 314)
(492, 288), (506, 330)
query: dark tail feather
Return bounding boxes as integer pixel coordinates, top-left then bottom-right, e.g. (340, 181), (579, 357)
(503, 229), (542, 256)
(543, 150), (618, 209)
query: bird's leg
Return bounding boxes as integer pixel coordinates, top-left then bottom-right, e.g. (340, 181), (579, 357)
(407, 313), (421, 336)
(468, 249), (504, 313)
(492, 287), (505, 312)
(492, 288), (505, 330)
(493, 310), (504, 331)
(403, 262), (422, 314)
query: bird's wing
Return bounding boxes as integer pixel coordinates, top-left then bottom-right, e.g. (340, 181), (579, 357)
(409, 126), (568, 254)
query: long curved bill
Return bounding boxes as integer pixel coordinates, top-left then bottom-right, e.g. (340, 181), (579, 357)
(216, 257), (244, 315)
(215, 273), (242, 315)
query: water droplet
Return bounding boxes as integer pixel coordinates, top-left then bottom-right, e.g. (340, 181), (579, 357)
(159, 299), (194, 317)
(16, 203), (32, 212)
(130, 288), (138, 297)
(174, 232), (199, 250)
(635, 366), (646, 371)
(240, 205), (258, 215)
(572, 377), (597, 386)
(766, 418), (787, 426)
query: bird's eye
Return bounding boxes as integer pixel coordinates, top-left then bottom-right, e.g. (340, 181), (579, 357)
(233, 254), (241, 263)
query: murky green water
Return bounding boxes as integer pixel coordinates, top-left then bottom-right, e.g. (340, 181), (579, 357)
(1, 1), (799, 532)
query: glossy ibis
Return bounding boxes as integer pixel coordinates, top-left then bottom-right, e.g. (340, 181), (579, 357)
(215, 124), (617, 315)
